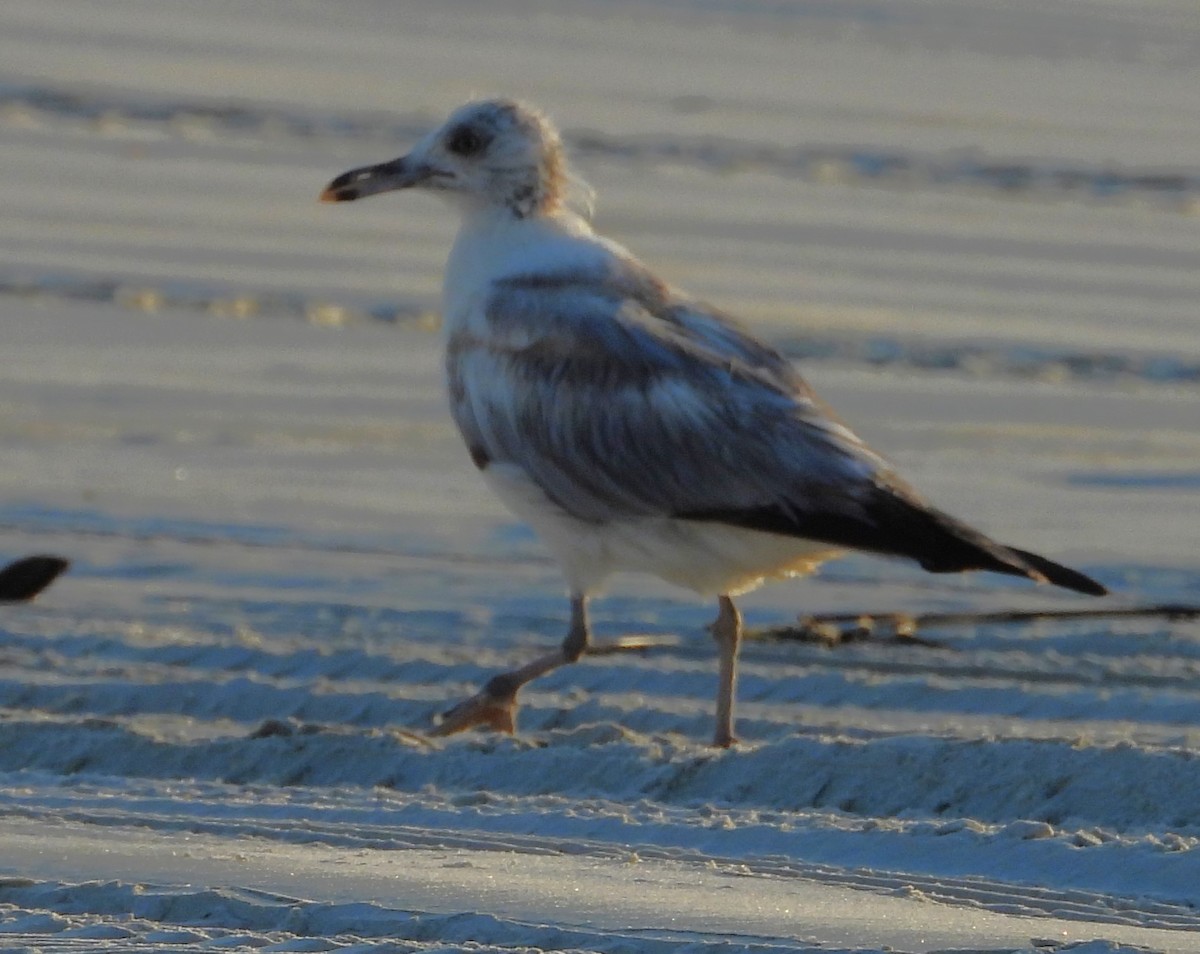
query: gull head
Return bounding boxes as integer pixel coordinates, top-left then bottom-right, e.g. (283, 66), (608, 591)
(320, 99), (574, 219)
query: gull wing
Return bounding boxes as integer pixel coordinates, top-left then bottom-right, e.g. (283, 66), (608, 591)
(448, 271), (1105, 596)
(451, 275), (919, 539)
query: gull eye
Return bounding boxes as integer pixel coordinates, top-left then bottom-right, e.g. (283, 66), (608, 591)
(445, 124), (489, 158)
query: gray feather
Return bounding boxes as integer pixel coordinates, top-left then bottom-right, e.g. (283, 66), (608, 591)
(447, 262), (891, 527)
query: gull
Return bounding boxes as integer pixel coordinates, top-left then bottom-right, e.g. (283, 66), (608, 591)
(321, 99), (1106, 747)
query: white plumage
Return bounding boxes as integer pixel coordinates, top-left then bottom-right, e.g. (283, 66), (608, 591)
(322, 98), (1105, 746)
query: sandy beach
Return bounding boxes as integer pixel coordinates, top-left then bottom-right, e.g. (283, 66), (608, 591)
(1, 1), (1199, 951)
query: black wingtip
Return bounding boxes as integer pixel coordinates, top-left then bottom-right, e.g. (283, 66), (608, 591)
(0, 555), (71, 603)
(1005, 547), (1107, 597)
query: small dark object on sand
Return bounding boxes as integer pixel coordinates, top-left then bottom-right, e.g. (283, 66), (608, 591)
(0, 555), (70, 603)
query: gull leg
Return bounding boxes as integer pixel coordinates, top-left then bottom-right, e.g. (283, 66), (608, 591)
(431, 594), (591, 736)
(560, 592), (590, 663)
(710, 594), (743, 748)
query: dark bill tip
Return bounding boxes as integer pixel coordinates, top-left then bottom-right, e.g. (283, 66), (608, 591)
(318, 157), (425, 204)
(319, 166), (371, 203)
(319, 185), (360, 203)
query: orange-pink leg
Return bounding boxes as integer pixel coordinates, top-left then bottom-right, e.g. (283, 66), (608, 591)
(711, 594), (743, 748)
(433, 593), (744, 746)
(431, 594), (590, 737)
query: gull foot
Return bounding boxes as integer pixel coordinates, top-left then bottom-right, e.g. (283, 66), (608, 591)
(427, 639), (678, 738)
(429, 674), (520, 737)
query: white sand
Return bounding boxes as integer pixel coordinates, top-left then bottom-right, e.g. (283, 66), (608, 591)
(1, 2), (1198, 952)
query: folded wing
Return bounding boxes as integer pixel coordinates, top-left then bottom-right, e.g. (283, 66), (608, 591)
(448, 270), (1104, 595)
